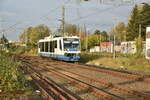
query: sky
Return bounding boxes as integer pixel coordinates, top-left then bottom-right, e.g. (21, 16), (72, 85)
(0, 0), (150, 41)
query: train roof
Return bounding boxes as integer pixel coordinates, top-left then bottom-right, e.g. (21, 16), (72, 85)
(39, 36), (79, 42)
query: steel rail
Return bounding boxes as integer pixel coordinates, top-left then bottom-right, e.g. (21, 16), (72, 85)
(58, 61), (150, 83)
(17, 55), (150, 100)
(47, 65), (150, 100)
(20, 55), (150, 83)
(25, 62), (124, 100)
(22, 62), (79, 100)
(29, 61), (150, 100)
(24, 56), (150, 83)
(21, 64), (54, 100)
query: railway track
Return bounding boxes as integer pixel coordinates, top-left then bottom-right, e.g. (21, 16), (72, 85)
(16, 55), (150, 100)
(31, 56), (150, 83)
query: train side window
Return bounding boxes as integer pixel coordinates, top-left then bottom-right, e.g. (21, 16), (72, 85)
(59, 40), (62, 50)
(45, 42), (48, 52)
(39, 42), (41, 51)
(48, 42), (50, 52)
(54, 40), (57, 48)
(53, 41), (55, 52)
(50, 41), (53, 52)
(41, 42), (44, 52)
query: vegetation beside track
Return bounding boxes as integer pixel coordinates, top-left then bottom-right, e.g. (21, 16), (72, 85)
(0, 52), (32, 93)
(8, 46), (37, 56)
(80, 52), (150, 73)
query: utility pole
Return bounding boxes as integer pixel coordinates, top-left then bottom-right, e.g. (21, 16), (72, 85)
(113, 34), (116, 59)
(139, 24), (142, 38)
(99, 33), (101, 53)
(84, 24), (88, 52)
(62, 5), (65, 36)
(99, 0), (102, 4)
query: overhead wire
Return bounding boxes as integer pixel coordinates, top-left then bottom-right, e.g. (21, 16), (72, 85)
(0, 0), (71, 35)
(0, 0), (134, 38)
(39, 0), (71, 21)
(68, 2), (132, 23)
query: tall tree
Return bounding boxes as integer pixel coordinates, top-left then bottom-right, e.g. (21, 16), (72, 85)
(126, 5), (140, 41)
(101, 31), (108, 41)
(139, 3), (150, 39)
(0, 34), (8, 44)
(94, 30), (101, 35)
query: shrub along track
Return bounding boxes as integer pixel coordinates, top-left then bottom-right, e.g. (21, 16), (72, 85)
(16, 55), (150, 100)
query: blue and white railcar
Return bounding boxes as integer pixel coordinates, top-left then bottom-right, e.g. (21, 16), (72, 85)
(38, 36), (80, 61)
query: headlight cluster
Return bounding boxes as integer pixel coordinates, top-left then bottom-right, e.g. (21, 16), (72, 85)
(64, 53), (77, 57)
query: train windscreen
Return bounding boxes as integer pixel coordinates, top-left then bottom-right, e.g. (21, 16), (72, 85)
(63, 38), (80, 51)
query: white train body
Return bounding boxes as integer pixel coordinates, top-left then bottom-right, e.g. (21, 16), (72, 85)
(38, 36), (80, 61)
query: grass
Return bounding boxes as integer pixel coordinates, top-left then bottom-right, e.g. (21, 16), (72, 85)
(0, 51), (32, 92)
(80, 52), (150, 73)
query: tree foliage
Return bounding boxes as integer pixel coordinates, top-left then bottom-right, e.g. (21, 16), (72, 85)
(94, 30), (101, 35)
(126, 5), (140, 41)
(57, 24), (80, 36)
(19, 24), (51, 46)
(0, 34), (8, 44)
(65, 24), (80, 36)
(94, 30), (108, 41)
(0, 53), (27, 92)
(126, 4), (150, 41)
(139, 3), (150, 39)
(135, 36), (143, 58)
(109, 22), (126, 44)
(81, 32), (107, 50)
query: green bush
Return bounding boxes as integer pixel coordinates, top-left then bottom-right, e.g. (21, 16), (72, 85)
(0, 52), (27, 92)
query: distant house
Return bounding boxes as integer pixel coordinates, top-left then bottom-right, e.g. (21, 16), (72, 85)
(9, 41), (26, 47)
(100, 42), (113, 53)
(115, 45), (121, 52)
(121, 41), (136, 54)
(90, 42), (113, 53)
(90, 46), (100, 52)
(121, 41), (146, 54)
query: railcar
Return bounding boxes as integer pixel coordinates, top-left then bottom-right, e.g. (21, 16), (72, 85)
(38, 36), (80, 61)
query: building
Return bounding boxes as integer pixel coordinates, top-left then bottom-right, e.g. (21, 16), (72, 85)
(90, 42), (113, 53)
(121, 41), (136, 54)
(100, 42), (113, 53)
(146, 26), (150, 59)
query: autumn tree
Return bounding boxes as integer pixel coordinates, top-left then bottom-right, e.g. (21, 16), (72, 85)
(109, 22), (126, 44)
(19, 24), (51, 46)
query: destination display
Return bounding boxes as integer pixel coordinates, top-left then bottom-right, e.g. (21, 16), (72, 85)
(146, 27), (150, 59)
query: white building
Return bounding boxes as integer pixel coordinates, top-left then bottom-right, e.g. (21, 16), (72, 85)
(146, 26), (150, 59)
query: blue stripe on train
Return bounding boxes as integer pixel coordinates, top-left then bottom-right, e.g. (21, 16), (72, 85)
(39, 53), (80, 61)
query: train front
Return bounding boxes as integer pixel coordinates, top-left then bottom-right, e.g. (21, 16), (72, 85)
(63, 37), (80, 62)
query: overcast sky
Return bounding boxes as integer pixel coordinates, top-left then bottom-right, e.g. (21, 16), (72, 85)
(0, 0), (150, 41)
